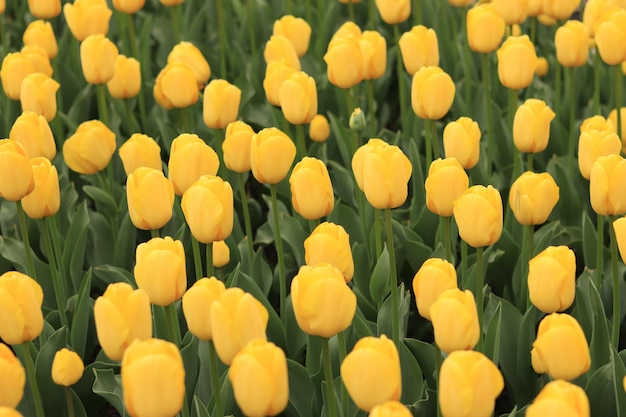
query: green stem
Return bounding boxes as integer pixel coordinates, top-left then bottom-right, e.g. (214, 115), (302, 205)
(385, 208), (400, 344)
(246, 0), (257, 57)
(527, 153), (534, 172)
(530, 17), (537, 45)
(337, 331), (349, 417)
(476, 246), (484, 352)
(96, 84), (109, 126)
(18, 343), (45, 417)
(435, 344), (442, 417)
(321, 338), (338, 417)
(593, 50), (601, 115)
(171, 4), (181, 42)
(443, 216), (452, 263)
(509, 89), (520, 180)
(286, 0), (292, 13)
(165, 303), (182, 346)
(296, 123), (306, 160)
(151, 229), (160, 239)
(191, 236), (204, 280)
(271, 185), (287, 328)
(124, 99), (139, 133)
(461, 7), (472, 102)
(348, 0), (355, 21)
(616, 65), (622, 143)
(429, 119), (440, 160)
(0, 14), (7, 58)
(16, 201), (36, 280)
(66, 386), (76, 417)
(461, 240), (468, 288)
(368, 0), (376, 28)
(522, 225), (534, 310)
(424, 114), (433, 167)
(208, 341), (224, 417)
(180, 107), (190, 133)
(217, 0), (227, 78)
(130, 13), (148, 133)
(115, 10), (131, 55)
(568, 67), (576, 176)
(555, 62), (561, 125)
(413, 0), (422, 25)
(238, 173), (255, 267)
(597, 214), (604, 291)
(42, 218), (68, 328)
(206, 241), (214, 278)
(367, 80), (376, 136)
(393, 24), (407, 132)
(345, 89), (357, 154)
(127, 13), (139, 60)
(374, 208), (382, 260)
(610, 218), (621, 348)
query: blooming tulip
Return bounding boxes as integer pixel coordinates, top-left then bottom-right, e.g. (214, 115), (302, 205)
(411, 66), (455, 120)
(278, 71), (317, 125)
(304, 222), (354, 282)
(213, 240), (230, 267)
(210, 287), (269, 365)
(203, 79), (242, 129)
(94, 282), (152, 361)
(264, 35), (301, 70)
(250, 127), (296, 184)
(51, 348), (84, 386)
(412, 258), (458, 320)
(555, 20), (590, 67)
(360, 30), (387, 80)
(595, 9), (626, 65)
(509, 171), (559, 225)
(118, 134), (162, 176)
(182, 277), (226, 341)
(331, 21), (362, 41)
(535, 57), (549, 77)
(583, 0), (620, 38)
(121, 339), (185, 417)
(28, 0), (62, 18)
(369, 401), (412, 417)
(466, 4), (506, 53)
(513, 99), (556, 153)
(0, 271), (43, 345)
(23, 20), (58, 59)
(153, 62), (198, 109)
(80, 34), (119, 84)
(613, 217), (626, 264)
(309, 114), (330, 142)
(351, 138), (388, 191)
(181, 175), (234, 243)
(21, 45), (52, 77)
(0, 343), (25, 408)
(112, 0), (145, 14)
(544, 0), (583, 20)
(399, 25), (439, 75)
(375, 0), (411, 24)
(134, 236), (187, 306)
(526, 380), (590, 417)
(531, 313), (591, 380)
(263, 59), (298, 106)
(589, 154), (626, 216)
(0, 409), (23, 417)
(528, 246), (576, 313)
(289, 157), (334, 220)
(223, 121), (255, 173)
(0, 52), (37, 100)
(9, 112), (56, 160)
(63, 0), (112, 41)
(453, 185), (503, 248)
(430, 288), (480, 353)
(107, 55), (141, 99)
(229, 339), (289, 417)
(0, 140), (34, 201)
(21, 157), (60, 220)
(439, 350), (504, 417)
(168, 133), (219, 195)
(608, 107), (626, 153)
(324, 35), (363, 89)
(19, 72), (60, 121)
(167, 41), (211, 88)
(578, 122), (621, 180)
(493, 0), (529, 24)
(273, 15), (311, 57)
(497, 35), (538, 90)
(443, 117), (481, 169)
(425, 158), (469, 217)
(127, 167), (174, 231)
(340, 335), (401, 412)
(63, 120), (116, 175)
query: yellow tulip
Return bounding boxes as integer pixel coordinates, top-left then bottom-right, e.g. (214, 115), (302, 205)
(369, 401), (412, 417)
(182, 277), (226, 341)
(309, 114), (330, 143)
(0, 52), (37, 100)
(112, 0), (145, 14)
(223, 121), (255, 173)
(399, 25), (439, 76)
(544, 0), (582, 20)
(181, 175), (234, 243)
(613, 216), (626, 264)
(167, 133), (219, 195)
(589, 154), (626, 216)
(213, 240), (230, 267)
(493, 0), (529, 24)
(160, 0), (185, 5)
(304, 222), (354, 282)
(80, 34), (119, 84)
(594, 9), (626, 65)
(28, 0), (62, 18)
(535, 56), (549, 77)
(509, 171), (560, 225)
(425, 158), (469, 217)
(203, 79), (242, 129)
(0, 408), (23, 417)
(411, 66), (455, 120)
(23, 20), (58, 59)
(118, 133), (162, 176)
(62, 120), (116, 175)
(9, 112), (56, 160)
(375, 0), (411, 24)
(443, 117), (481, 169)
(430, 288), (480, 353)
(127, 167), (174, 231)
(582, 0), (620, 38)
(513, 98), (556, 153)
(21, 45), (53, 78)
(578, 120), (621, 180)
(497, 35), (538, 90)
(21, 157), (60, 220)
(167, 41), (211, 88)
(526, 380), (590, 417)
(289, 157), (334, 220)
(250, 127), (296, 184)
(528, 246), (576, 313)
(555, 20), (590, 67)
(19, 72), (60, 121)
(263, 59), (298, 106)
(360, 30), (387, 80)
(528, 0), (544, 16)
(324, 35), (364, 89)
(608, 107), (626, 153)
(351, 138), (388, 191)
(278, 71), (317, 125)
(264, 35), (301, 70)
(51, 348), (84, 387)
(153, 62), (198, 109)
(0, 271), (44, 345)
(0, 343), (25, 408)
(412, 258), (458, 321)
(63, 0), (112, 41)
(0, 140), (35, 201)
(273, 15), (311, 57)
(107, 55), (141, 99)
(453, 185), (503, 248)
(466, 4), (506, 53)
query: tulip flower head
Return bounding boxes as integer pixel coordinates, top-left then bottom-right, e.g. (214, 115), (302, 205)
(23, 20), (58, 59)
(127, 167), (175, 231)
(264, 35), (301, 70)
(21, 157), (60, 220)
(167, 41), (211, 88)
(19, 72), (60, 122)
(80, 34), (119, 84)
(430, 288), (480, 353)
(182, 277), (226, 341)
(63, 0), (112, 41)
(9, 112), (55, 160)
(359, 30), (387, 80)
(453, 185), (503, 248)
(509, 171), (560, 226)
(309, 114), (330, 142)
(304, 222), (354, 282)
(526, 380), (590, 417)
(63, 120), (116, 175)
(112, 0), (145, 14)
(168, 133), (219, 195)
(412, 258), (458, 320)
(513, 98), (556, 153)
(492, 0), (529, 24)
(369, 401), (413, 417)
(411, 66), (455, 120)
(289, 157), (334, 220)
(153, 62), (199, 109)
(399, 25), (439, 75)
(443, 117), (481, 169)
(118, 133), (162, 176)
(497, 35), (538, 90)
(250, 127), (296, 184)
(51, 348), (84, 387)
(466, 3), (506, 53)
(278, 71), (317, 125)
(425, 158), (469, 217)
(28, 0), (62, 18)
(324, 34), (364, 89)
(203, 79), (242, 129)
(273, 15), (311, 57)
(223, 121), (255, 173)
(107, 54), (141, 99)
(528, 246), (576, 313)
(0, 343), (25, 408)
(375, 0), (411, 24)
(555, 20), (590, 67)
(0, 271), (44, 345)
(0, 139), (35, 201)
(544, 0), (583, 20)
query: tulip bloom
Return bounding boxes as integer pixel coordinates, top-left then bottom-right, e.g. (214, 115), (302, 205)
(134, 236), (187, 306)
(21, 45), (52, 78)
(528, 246), (576, 313)
(0, 140), (35, 201)
(223, 121), (255, 173)
(304, 222), (354, 282)
(324, 35), (364, 89)
(369, 402), (412, 417)
(80, 34), (119, 84)
(359, 30), (387, 80)
(430, 288), (480, 353)
(121, 339), (185, 417)
(263, 59), (298, 106)
(411, 66), (455, 120)
(531, 313), (591, 380)
(19, 72), (60, 121)
(497, 35), (538, 90)
(399, 25), (439, 75)
(28, 0), (62, 18)
(589, 154), (626, 216)
(544, 0), (583, 20)
(466, 4), (506, 53)
(264, 35), (301, 70)
(439, 351), (504, 417)
(278, 71), (317, 125)
(63, 0), (112, 41)
(412, 258), (458, 320)
(375, 0), (411, 24)
(0, 343), (25, 408)
(107, 55), (141, 99)
(23, 20), (58, 59)
(112, 0), (145, 14)
(309, 114), (330, 142)
(509, 171), (559, 225)
(555, 20), (590, 67)
(213, 240), (230, 267)
(583, 0), (620, 38)
(425, 158), (469, 217)
(182, 277), (226, 341)
(594, 9), (626, 65)
(181, 175), (234, 243)
(453, 185), (503, 248)
(614, 216), (626, 264)
(118, 134), (162, 176)
(340, 335), (401, 412)
(0, 271), (43, 345)
(127, 167), (174, 231)
(526, 380), (590, 417)
(513, 99), (556, 153)
(0, 52), (37, 100)
(250, 127), (296, 184)
(273, 15), (311, 57)
(493, 0), (528, 24)
(203, 79), (242, 129)
(51, 348), (84, 387)
(9, 112), (56, 160)
(167, 41), (211, 88)
(63, 120), (116, 175)
(21, 157), (60, 220)
(210, 287), (269, 365)
(168, 133), (219, 195)
(608, 108), (626, 153)
(94, 282), (152, 361)
(578, 122), (621, 180)
(443, 117), (481, 169)
(535, 57), (549, 77)
(289, 157), (334, 220)
(153, 62), (198, 109)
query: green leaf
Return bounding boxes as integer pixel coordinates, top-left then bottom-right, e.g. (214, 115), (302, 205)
(193, 395), (211, 417)
(405, 338), (436, 390)
(284, 359), (315, 417)
(113, 212), (138, 270)
(611, 346), (626, 417)
(376, 284), (410, 339)
(70, 388), (88, 417)
(92, 368), (125, 415)
(582, 210), (598, 270)
(409, 388), (437, 417)
(512, 307), (540, 406)
(35, 327), (68, 412)
(483, 300), (502, 365)
(83, 185), (118, 226)
(70, 269), (92, 358)
(398, 340), (424, 405)
(93, 265), (135, 289)
(584, 273), (611, 374)
(586, 364), (617, 417)
(62, 200), (90, 292)
(369, 246), (390, 306)
(284, 295), (307, 360)
(181, 332), (200, 409)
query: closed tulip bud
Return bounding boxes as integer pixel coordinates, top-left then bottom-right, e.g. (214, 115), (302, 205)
(425, 158), (469, 217)
(213, 240), (230, 267)
(453, 185), (503, 248)
(19, 72), (60, 122)
(304, 222), (354, 282)
(608, 107), (626, 153)
(1, 52), (36, 100)
(528, 246), (576, 313)
(544, 0), (582, 20)
(526, 380), (590, 417)
(340, 335), (401, 412)
(369, 401), (412, 417)
(578, 119), (621, 179)
(351, 138), (389, 191)
(493, 0), (529, 24)
(153, 62), (198, 109)
(250, 127), (296, 184)
(223, 121), (254, 173)
(0, 271), (43, 345)
(443, 117), (481, 169)
(590, 154), (626, 216)
(509, 171), (559, 225)
(264, 35), (301, 70)
(203, 79), (242, 129)
(51, 348), (84, 387)
(263, 59), (298, 106)
(106, 55), (141, 99)
(121, 339), (185, 417)
(614, 217), (626, 264)
(134, 236), (187, 306)
(167, 41), (211, 88)
(291, 264), (356, 337)
(80, 34), (118, 85)
(9, 112), (55, 160)
(94, 282), (152, 361)
(535, 57), (549, 77)
(360, 30), (387, 80)
(412, 258), (458, 320)
(350, 108), (367, 132)
(513, 99), (555, 153)
(309, 114), (330, 142)
(0, 140), (35, 201)
(168, 133), (219, 195)
(583, 0), (619, 38)
(119, 134), (162, 176)
(63, 120), (116, 175)
(411, 66), (455, 120)
(555, 20), (590, 67)
(127, 167), (174, 230)
(229, 339), (289, 417)
(324, 36), (364, 89)
(63, 0), (112, 41)
(21, 157), (60, 219)
(210, 287), (269, 365)
(28, 0), (61, 18)
(181, 175), (234, 243)
(23, 20), (58, 59)
(112, 0), (145, 13)
(289, 157), (334, 220)
(595, 9), (626, 65)
(430, 288), (480, 353)
(278, 71), (317, 125)
(399, 25), (439, 75)
(467, 4), (506, 53)
(0, 343), (25, 408)
(531, 313), (591, 380)
(273, 15), (311, 57)
(375, 0), (411, 24)
(21, 45), (53, 78)
(439, 351), (504, 417)
(497, 35), (538, 90)
(182, 277), (226, 341)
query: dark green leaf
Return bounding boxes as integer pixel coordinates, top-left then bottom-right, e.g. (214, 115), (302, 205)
(369, 246), (390, 306)
(92, 368), (125, 415)
(70, 269), (92, 358)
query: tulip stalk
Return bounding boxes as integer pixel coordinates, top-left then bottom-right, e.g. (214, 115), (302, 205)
(16, 201), (37, 280)
(509, 89), (520, 180)
(461, 240), (468, 288)
(0, 14), (7, 58)
(616, 65), (623, 141)
(238, 173), (255, 267)
(424, 117), (433, 167)
(413, 0), (422, 25)
(393, 25), (408, 132)
(610, 217), (621, 348)
(597, 215), (604, 291)
(96, 84), (109, 126)
(428, 119), (440, 160)
(482, 53), (494, 177)
(245, 0), (257, 58)
(367, 80), (377, 136)
(206, 242), (214, 278)
(321, 337), (339, 417)
(368, 0), (376, 28)
(384, 208), (400, 344)
(461, 7), (473, 102)
(271, 184), (288, 328)
(443, 216), (452, 263)
(65, 386), (76, 417)
(296, 124), (307, 160)
(42, 217), (69, 329)
(527, 153), (534, 172)
(208, 341), (224, 417)
(521, 224), (535, 310)
(18, 342), (45, 417)
(476, 246), (484, 351)
(171, 4), (182, 42)
(217, 0), (228, 78)
(337, 331), (349, 417)
(191, 236), (204, 281)
(128, 15), (148, 132)
(593, 50), (601, 114)
(567, 67), (576, 176)
(374, 209), (383, 260)
(348, 0), (355, 21)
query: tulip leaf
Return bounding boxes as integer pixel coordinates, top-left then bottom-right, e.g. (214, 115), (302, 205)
(586, 364), (618, 417)
(35, 327), (68, 412)
(376, 284), (411, 339)
(328, 113), (352, 168)
(532, 220), (570, 256)
(398, 341), (424, 404)
(193, 395), (211, 417)
(69, 388), (88, 417)
(582, 211), (598, 270)
(86, 211), (116, 266)
(546, 156), (586, 227)
(352, 305), (376, 339)
(63, 200), (90, 292)
(483, 300), (502, 365)
(327, 201), (366, 246)
(284, 295), (307, 360)
(327, 160), (356, 210)
(584, 273), (611, 374)
(610, 346), (626, 417)
(92, 368), (125, 415)
(112, 212), (137, 271)
(512, 307), (540, 406)
(369, 246), (390, 307)
(392, 220), (432, 273)
(284, 359), (314, 417)
(181, 332), (200, 410)
(351, 243), (373, 306)
(409, 388), (437, 417)
(70, 269), (93, 358)
(407, 138), (426, 230)
(83, 186), (118, 228)
(250, 243), (274, 297)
